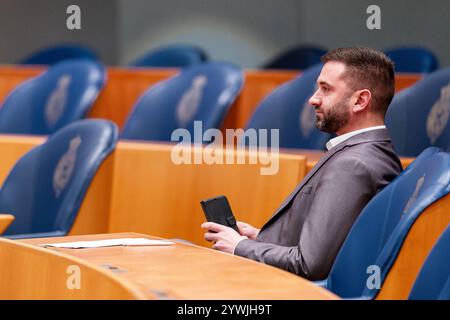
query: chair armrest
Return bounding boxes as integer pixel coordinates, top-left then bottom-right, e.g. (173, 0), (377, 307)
(0, 214), (14, 235)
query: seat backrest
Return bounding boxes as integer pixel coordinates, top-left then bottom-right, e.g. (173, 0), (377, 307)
(129, 44), (208, 68)
(0, 59), (106, 135)
(244, 63), (330, 149)
(262, 45), (327, 70)
(385, 46), (439, 73)
(121, 61), (244, 141)
(408, 225), (450, 300)
(0, 119), (118, 238)
(325, 147), (450, 298)
(21, 45), (99, 65)
(386, 67), (450, 157)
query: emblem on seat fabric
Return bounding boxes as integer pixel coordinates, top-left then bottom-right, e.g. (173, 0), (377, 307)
(427, 83), (450, 144)
(53, 135), (82, 198)
(403, 174), (425, 215)
(300, 101), (316, 138)
(45, 75), (72, 128)
(175, 75), (207, 127)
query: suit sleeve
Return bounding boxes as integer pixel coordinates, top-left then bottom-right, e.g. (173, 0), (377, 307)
(234, 156), (376, 280)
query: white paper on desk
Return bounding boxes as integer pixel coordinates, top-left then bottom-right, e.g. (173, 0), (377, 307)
(40, 238), (175, 249)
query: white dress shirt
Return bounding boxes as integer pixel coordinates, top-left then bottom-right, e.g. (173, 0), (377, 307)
(325, 125), (387, 150)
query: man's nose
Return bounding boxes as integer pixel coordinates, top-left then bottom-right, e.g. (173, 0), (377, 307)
(309, 94), (320, 107)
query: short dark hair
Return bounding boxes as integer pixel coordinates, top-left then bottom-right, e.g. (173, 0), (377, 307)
(321, 47), (395, 116)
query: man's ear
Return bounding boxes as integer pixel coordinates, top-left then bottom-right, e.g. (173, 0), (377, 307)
(353, 89), (371, 113)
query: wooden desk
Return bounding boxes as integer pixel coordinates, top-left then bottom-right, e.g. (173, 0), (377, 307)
(0, 214), (14, 234)
(20, 232), (338, 300)
(0, 236), (147, 299)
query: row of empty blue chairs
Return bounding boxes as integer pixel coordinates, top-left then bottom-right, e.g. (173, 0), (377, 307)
(263, 46), (440, 73)
(0, 60), (106, 135)
(18, 44), (440, 73)
(317, 146), (450, 299)
(0, 60), (244, 141)
(20, 44), (209, 68)
(1, 59), (450, 157)
(0, 119), (448, 299)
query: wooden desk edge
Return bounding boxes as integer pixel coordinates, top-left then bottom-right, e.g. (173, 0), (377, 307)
(21, 232), (339, 300)
(2, 236), (148, 300)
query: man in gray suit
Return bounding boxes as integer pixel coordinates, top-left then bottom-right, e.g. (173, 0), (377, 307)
(202, 47), (402, 280)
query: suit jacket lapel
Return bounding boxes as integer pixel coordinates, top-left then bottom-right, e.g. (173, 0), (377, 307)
(261, 128), (392, 229)
(263, 143), (348, 225)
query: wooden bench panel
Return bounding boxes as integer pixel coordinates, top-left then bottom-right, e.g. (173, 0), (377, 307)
(108, 142), (307, 246)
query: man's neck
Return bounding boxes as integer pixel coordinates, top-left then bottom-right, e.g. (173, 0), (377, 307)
(336, 119), (385, 136)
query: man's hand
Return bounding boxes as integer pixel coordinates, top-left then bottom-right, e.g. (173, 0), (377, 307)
(201, 222), (248, 254)
(237, 221), (260, 240)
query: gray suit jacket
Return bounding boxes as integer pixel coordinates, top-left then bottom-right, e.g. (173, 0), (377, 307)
(234, 128), (402, 280)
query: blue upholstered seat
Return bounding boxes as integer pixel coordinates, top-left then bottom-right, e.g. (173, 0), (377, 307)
(245, 63), (330, 149)
(0, 119), (118, 239)
(0, 59), (106, 135)
(317, 147), (450, 299)
(262, 45), (327, 70)
(21, 45), (99, 65)
(384, 46), (439, 73)
(386, 67), (450, 157)
(122, 61), (244, 141)
(129, 44), (208, 68)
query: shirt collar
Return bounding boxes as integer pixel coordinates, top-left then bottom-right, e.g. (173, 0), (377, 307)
(325, 125), (387, 150)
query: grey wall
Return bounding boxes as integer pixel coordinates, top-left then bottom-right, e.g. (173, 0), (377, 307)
(117, 0), (304, 68)
(0, 0), (118, 64)
(0, 0), (449, 68)
(118, 0), (450, 68)
(300, 0), (450, 67)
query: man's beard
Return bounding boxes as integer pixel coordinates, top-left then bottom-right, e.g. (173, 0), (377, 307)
(315, 96), (351, 133)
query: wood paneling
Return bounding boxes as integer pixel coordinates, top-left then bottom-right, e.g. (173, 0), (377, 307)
(108, 141), (306, 246)
(88, 68), (178, 128)
(282, 148), (415, 172)
(0, 136), (307, 241)
(377, 193), (450, 300)
(68, 154), (115, 235)
(222, 70), (299, 129)
(0, 214), (14, 234)
(0, 237), (146, 299)
(0, 134), (45, 184)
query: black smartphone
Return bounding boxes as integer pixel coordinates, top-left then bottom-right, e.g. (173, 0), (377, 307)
(200, 195), (239, 232)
